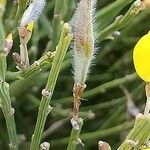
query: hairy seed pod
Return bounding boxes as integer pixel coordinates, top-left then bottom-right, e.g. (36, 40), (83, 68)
(21, 0), (46, 26)
(72, 0), (96, 84)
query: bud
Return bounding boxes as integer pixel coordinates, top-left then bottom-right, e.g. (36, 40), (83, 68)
(40, 142), (50, 150)
(98, 141), (111, 150)
(72, 0), (96, 84)
(20, 0), (46, 27)
(13, 52), (21, 64)
(4, 33), (13, 55)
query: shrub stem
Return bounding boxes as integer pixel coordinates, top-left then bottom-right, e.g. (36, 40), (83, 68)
(30, 23), (72, 150)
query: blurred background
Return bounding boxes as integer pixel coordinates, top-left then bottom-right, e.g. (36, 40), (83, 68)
(0, 0), (150, 149)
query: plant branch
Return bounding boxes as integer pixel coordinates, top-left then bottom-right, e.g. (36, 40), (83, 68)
(0, 19), (18, 149)
(118, 114), (150, 150)
(51, 121), (133, 147)
(99, 0), (142, 41)
(55, 73), (138, 105)
(66, 118), (83, 150)
(6, 51), (55, 80)
(30, 23), (73, 150)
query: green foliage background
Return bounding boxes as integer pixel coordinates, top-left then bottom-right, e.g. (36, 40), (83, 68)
(0, 0), (150, 149)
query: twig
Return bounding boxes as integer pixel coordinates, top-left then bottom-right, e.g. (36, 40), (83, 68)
(30, 23), (73, 150)
(118, 114), (150, 150)
(96, 0), (134, 30)
(72, 83), (86, 121)
(66, 118), (83, 150)
(56, 73), (138, 105)
(6, 51), (55, 80)
(52, 0), (65, 49)
(0, 20), (18, 149)
(99, 0), (142, 41)
(51, 121), (133, 146)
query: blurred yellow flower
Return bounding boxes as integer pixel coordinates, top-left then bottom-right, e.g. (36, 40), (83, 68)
(133, 31), (150, 82)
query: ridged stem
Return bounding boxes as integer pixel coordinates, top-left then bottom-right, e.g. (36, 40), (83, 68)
(6, 51), (55, 80)
(52, 0), (65, 49)
(118, 114), (150, 150)
(30, 23), (72, 150)
(66, 118), (83, 150)
(0, 19), (18, 149)
(99, 0), (142, 41)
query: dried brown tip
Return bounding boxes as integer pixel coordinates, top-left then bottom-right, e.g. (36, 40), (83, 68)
(72, 83), (86, 121)
(18, 26), (32, 44)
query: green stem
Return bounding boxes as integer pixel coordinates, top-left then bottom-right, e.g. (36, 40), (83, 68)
(52, 0), (65, 49)
(81, 82), (144, 111)
(30, 23), (73, 150)
(55, 73), (138, 105)
(99, 1), (142, 41)
(0, 17), (18, 150)
(6, 51), (55, 80)
(51, 121), (133, 147)
(96, 0), (134, 30)
(118, 114), (150, 150)
(0, 81), (18, 150)
(66, 118), (83, 150)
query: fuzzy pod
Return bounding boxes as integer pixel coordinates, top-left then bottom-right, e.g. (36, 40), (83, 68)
(72, 0), (96, 84)
(20, 0), (46, 26)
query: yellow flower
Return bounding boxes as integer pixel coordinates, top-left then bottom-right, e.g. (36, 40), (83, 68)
(133, 31), (150, 82)
(27, 22), (34, 32)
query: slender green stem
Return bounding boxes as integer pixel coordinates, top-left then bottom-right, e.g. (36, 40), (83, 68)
(0, 81), (18, 150)
(0, 19), (5, 51)
(6, 51), (55, 80)
(66, 118), (83, 150)
(52, 0), (65, 49)
(99, 1), (142, 41)
(30, 23), (73, 150)
(0, 16), (18, 150)
(51, 121), (133, 147)
(100, 106), (126, 130)
(81, 82), (144, 111)
(118, 114), (150, 150)
(55, 73), (138, 105)
(96, 0), (134, 30)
